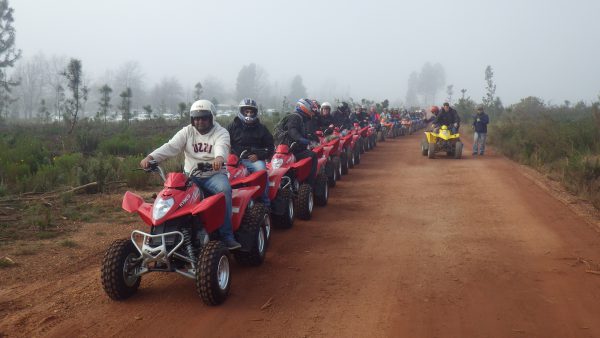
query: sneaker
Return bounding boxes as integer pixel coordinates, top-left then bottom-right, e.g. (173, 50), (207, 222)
(224, 239), (242, 250)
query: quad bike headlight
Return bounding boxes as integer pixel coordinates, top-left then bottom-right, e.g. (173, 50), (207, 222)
(152, 196), (174, 220)
(271, 158), (284, 169)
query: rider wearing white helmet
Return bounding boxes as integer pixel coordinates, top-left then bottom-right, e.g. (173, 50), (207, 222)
(140, 99), (241, 250)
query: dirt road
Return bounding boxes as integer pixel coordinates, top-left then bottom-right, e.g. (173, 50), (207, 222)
(2, 134), (600, 338)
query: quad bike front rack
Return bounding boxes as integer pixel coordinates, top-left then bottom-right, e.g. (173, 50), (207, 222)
(131, 230), (197, 279)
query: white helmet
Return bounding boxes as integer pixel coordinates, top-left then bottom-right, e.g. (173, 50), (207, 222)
(190, 99), (216, 118)
(321, 102), (332, 109)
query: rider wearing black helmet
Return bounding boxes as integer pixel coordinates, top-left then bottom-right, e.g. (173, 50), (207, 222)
(227, 98), (274, 206)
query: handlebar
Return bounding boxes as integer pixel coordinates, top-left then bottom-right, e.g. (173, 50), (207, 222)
(137, 160), (166, 182)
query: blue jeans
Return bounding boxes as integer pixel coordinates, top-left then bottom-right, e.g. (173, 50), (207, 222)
(191, 173), (234, 241)
(473, 132), (487, 155)
(240, 159), (270, 207)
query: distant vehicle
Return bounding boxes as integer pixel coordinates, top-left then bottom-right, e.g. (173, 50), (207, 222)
(162, 113), (178, 120)
(217, 110), (234, 117)
(265, 108), (279, 115)
(133, 113), (151, 121)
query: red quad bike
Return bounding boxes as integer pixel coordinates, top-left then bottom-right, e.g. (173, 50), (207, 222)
(337, 126), (362, 168)
(225, 151), (272, 244)
(353, 123), (370, 157)
(360, 123), (376, 151)
(315, 130), (343, 188)
(101, 161), (269, 307)
(267, 142), (329, 225)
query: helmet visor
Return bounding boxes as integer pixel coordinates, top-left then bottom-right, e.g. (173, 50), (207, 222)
(190, 110), (212, 118)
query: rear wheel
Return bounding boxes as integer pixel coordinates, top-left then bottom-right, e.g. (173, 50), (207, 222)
(295, 184), (313, 220)
(101, 239), (141, 301)
(196, 241), (231, 306)
(314, 173), (329, 207)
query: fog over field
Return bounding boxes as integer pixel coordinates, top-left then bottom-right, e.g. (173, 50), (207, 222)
(10, 0), (600, 110)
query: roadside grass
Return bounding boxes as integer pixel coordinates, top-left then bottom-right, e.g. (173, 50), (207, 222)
(60, 239), (79, 248)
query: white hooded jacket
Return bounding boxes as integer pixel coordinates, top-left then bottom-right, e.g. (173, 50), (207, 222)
(149, 121), (230, 175)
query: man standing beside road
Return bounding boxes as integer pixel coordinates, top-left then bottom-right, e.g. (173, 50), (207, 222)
(472, 105), (490, 156)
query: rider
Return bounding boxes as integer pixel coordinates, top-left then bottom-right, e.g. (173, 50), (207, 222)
(332, 101), (352, 131)
(306, 99), (322, 142)
(319, 102), (335, 135)
(140, 100), (241, 250)
(274, 98), (319, 186)
(227, 98), (275, 207)
(435, 102), (460, 133)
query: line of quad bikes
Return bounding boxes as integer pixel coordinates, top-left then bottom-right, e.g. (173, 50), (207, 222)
(100, 115), (433, 306)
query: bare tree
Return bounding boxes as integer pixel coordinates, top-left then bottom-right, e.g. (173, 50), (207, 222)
(417, 62), (446, 105)
(446, 84), (454, 104)
(288, 75), (307, 102)
(114, 61), (144, 109)
(405, 71), (419, 107)
(62, 58), (88, 134)
(0, 0), (21, 119)
(235, 63), (268, 101)
(150, 77), (183, 114)
(98, 84), (112, 123)
(13, 52), (48, 119)
(193, 82), (203, 100)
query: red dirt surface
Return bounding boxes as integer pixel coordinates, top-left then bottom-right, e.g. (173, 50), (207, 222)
(2, 134), (600, 338)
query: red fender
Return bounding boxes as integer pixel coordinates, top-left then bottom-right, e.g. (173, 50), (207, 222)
(267, 167), (290, 200)
(231, 169), (267, 200)
(191, 193), (226, 234)
(231, 186), (260, 232)
(292, 157), (312, 183)
(122, 191), (153, 226)
(317, 157), (328, 173)
(122, 191), (143, 213)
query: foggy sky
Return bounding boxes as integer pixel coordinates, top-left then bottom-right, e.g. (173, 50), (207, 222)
(13, 0), (600, 105)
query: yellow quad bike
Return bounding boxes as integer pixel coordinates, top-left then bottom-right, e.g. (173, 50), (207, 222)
(421, 125), (463, 159)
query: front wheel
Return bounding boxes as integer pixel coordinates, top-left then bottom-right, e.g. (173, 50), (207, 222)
(354, 145), (361, 165)
(101, 239), (141, 301)
(314, 173), (329, 207)
(295, 183), (313, 220)
(340, 151), (349, 174)
(347, 148), (355, 169)
(420, 141), (428, 156)
(196, 241), (231, 306)
(234, 207), (268, 266)
(427, 142), (436, 159)
(454, 141), (463, 159)
(332, 156), (342, 182)
(272, 189), (294, 229)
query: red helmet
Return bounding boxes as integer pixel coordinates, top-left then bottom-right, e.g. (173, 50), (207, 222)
(430, 105), (439, 115)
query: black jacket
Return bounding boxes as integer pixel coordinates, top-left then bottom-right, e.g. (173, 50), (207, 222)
(434, 107), (460, 127)
(283, 112), (311, 151)
(472, 112), (489, 133)
(226, 117), (274, 160)
(332, 110), (352, 130)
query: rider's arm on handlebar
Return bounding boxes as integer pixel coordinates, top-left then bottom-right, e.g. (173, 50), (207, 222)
(140, 155), (155, 169)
